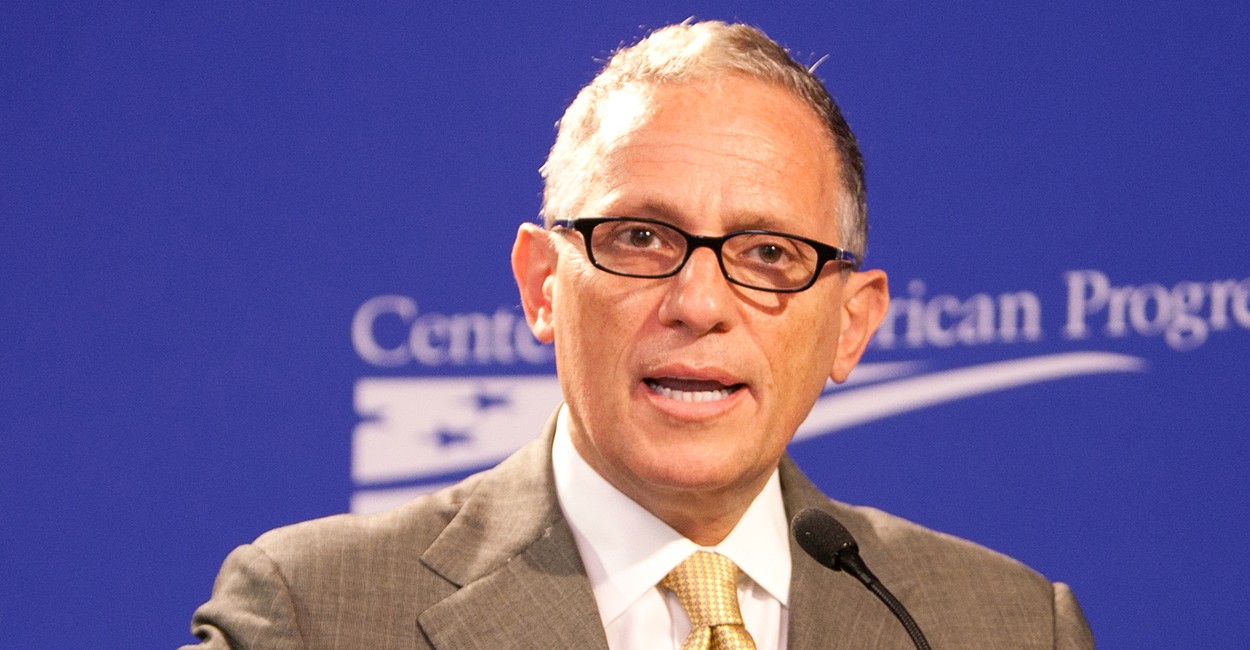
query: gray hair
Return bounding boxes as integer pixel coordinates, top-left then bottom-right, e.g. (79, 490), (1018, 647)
(540, 20), (868, 258)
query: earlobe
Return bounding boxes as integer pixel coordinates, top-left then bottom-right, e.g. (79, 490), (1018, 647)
(830, 269), (889, 383)
(512, 223), (557, 344)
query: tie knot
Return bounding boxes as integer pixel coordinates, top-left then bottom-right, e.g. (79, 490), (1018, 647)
(661, 551), (745, 628)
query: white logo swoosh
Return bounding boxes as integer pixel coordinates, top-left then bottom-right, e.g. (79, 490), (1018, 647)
(795, 351), (1147, 441)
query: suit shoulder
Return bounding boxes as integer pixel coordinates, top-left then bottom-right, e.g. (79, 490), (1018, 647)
(829, 502), (1092, 645)
(840, 503), (1030, 566)
(251, 471), (484, 567)
(834, 501), (1056, 595)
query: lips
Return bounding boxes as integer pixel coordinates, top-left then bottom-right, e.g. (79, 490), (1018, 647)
(644, 377), (746, 403)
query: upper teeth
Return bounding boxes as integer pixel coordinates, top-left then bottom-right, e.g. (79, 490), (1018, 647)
(650, 383), (733, 402)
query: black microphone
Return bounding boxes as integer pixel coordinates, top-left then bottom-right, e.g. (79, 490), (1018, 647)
(791, 507), (932, 650)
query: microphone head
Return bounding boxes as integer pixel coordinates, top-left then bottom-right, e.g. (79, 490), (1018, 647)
(791, 507), (860, 572)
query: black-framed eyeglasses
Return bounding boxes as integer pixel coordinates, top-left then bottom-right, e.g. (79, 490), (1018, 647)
(551, 217), (860, 294)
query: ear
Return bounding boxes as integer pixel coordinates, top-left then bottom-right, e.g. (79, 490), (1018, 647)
(512, 222), (557, 344)
(830, 269), (889, 383)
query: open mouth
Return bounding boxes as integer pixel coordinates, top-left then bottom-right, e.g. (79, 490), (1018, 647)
(644, 377), (746, 403)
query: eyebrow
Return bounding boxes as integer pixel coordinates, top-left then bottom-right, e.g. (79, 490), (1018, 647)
(615, 199), (682, 223)
(609, 199), (806, 235)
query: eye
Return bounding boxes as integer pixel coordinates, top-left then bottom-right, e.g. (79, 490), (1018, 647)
(623, 226), (658, 248)
(743, 239), (798, 266)
(752, 242), (787, 264)
(601, 221), (677, 252)
(727, 233), (816, 272)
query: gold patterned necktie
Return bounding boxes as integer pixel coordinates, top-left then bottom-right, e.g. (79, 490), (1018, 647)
(661, 551), (758, 650)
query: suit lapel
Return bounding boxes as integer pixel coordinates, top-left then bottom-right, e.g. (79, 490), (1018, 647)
(780, 457), (913, 649)
(416, 422), (610, 650)
(419, 515), (607, 649)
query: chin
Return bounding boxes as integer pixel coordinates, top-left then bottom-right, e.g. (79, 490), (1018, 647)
(633, 450), (755, 493)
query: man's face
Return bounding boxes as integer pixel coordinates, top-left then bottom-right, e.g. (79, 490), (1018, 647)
(515, 77), (886, 520)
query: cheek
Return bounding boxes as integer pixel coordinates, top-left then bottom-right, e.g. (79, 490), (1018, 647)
(551, 258), (603, 331)
(769, 300), (842, 383)
(551, 265), (651, 373)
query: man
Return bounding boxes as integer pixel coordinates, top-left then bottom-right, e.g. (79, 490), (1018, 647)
(184, 21), (1094, 649)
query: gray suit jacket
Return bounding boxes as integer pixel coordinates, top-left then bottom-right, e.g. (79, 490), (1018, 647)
(182, 427), (1094, 649)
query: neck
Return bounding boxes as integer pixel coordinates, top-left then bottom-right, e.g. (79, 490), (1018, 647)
(560, 409), (778, 546)
(623, 472), (773, 546)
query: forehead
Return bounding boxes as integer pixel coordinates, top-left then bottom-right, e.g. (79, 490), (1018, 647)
(585, 77), (843, 239)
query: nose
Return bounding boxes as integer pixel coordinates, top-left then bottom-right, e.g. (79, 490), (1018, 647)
(657, 247), (740, 335)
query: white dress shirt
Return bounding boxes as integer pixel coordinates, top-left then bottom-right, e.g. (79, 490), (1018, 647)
(552, 407), (792, 650)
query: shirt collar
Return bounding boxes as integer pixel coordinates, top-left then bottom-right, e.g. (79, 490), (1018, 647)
(552, 406), (792, 626)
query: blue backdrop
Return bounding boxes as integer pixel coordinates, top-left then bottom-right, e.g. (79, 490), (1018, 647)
(4, 2), (1248, 647)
